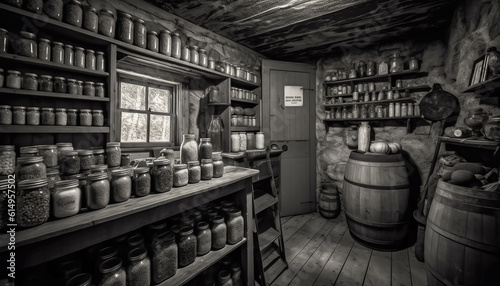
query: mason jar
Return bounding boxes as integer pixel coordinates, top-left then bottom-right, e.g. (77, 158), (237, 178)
(208, 57), (215, 70)
(26, 107), (40, 125)
(147, 31), (159, 53)
(43, 0), (63, 21)
(133, 167), (151, 197)
(92, 109), (104, 126)
(74, 46), (85, 68)
(79, 109), (92, 126)
(41, 107), (55, 125)
(95, 82), (105, 97)
(212, 156), (224, 178)
(83, 6), (98, 33)
(159, 29), (171, 56)
(106, 142), (121, 167)
(52, 41), (64, 64)
(117, 12), (134, 44)
(98, 9), (115, 38)
(77, 80), (83, 95)
(56, 142), (73, 165)
(92, 149), (105, 165)
(0, 145), (16, 175)
(16, 31), (37, 58)
(389, 53), (404, 74)
(190, 45), (199, 65)
(151, 231), (177, 284)
(38, 75), (53, 92)
(226, 208), (244, 244)
(54, 76), (66, 93)
(83, 81), (95, 96)
(181, 45), (190, 62)
(67, 79), (78, 94)
(17, 178), (50, 228)
(198, 138), (213, 160)
(110, 169), (131, 203)
(127, 247), (151, 286)
(256, 132), (265, 150)
(85, 172), (109, 210)
(78, 150), (94, 172)
(178, 226), (196, 267)
(85, 49), (96, 70)
(17, 156), (46, 181)
(0, 105), (11, 125)
(98, 257), (126, 285)
(134, 18), (147, 48)
(152, 158), (172, 193)
(64, 0), (83, 27)
(171, 32), (181, 59)
(0, 28), (7, 53)
(38, 38), (51, 61)
(52, 179), (81, 218)
(62, 151), (80, 175)
(201, 159), (213, 180)
(6, 70), (22, 89)
(187, 161), (200, 184)
(211, 215), (227, 250)
(67, 109), (77, 126)
(173, 164), (188, 187)
(54, 108), (67, 126)
(12, 106), (26, 125)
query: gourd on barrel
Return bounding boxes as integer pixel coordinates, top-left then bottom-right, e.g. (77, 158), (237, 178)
(369, 140), (401, 154)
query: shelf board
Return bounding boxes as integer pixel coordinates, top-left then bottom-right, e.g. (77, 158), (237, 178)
(254, 192), (278, 214)
(0, 53), (109, 77)
(324, 70), (428, 85)
(232, 126), (261, 132)
(436, 136), (500, 150)
(258, 227), (281, 252)
(324, 116), (421, 122)
(462, 76), (500, 95)
(231, 98), (259, 105)
(325, 85), (431, 98)
(207, 102), (230, 106)
(0, 88), (110, 101)
(157, 239), (247, 286)
(0, 125), (110, 133)
(325, 97), (416, 107)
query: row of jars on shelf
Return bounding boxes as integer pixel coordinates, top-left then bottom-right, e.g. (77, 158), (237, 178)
(0, 69), (105, 96)
(230, 132), (265, 153)
(0, 105), (104, 126)
(0, 28), (106, 70)
(231, 115), (257, 127)
(17, 200), (243, 286)
(326, 102), (421, 119)
(231, 87), (257, 102)
(326, 89), (412, 105)
(330, 79), (409, 96)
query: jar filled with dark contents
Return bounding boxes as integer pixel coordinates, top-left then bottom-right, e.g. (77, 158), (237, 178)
(132, 167), (150, 197)
(22, 73), (38, 91)
(55, 108), (67, 126)
(53, 77), (66, 93)
(98, 257), (126, 286)
(52, 179), (81, 219)
(52, 41), (64, 64)
(6, 70), (21, 89)
(127, 247), (151, 286)
(226, 208), (244, 244)
(85, 172), (109, 210)
(152, 158), (173, 193)
(46, 167), (60, 191)
(56, 142), (73, 164)
(187, 161), (200, 184)
(117, 12), (134, 44)
(38, 38), (50, 61)
(43, 0), (63, 21)
(147, 31), (159, 53)
(62, 151), (80, 175)
(67, 79), (78, 94)
(98, 9), (115, 38)
(20, 146), (38, 158)
(134, 18), (146, 48)
(17, 156), (46, 181)
(110, 169), (131, 203)
(12, 106), (26, 125)
(83, 6), (98, 32)
(180, 134), (198, 164)
(178, 226), (197, 267)
(92, 149), (105, 165)
(79, 109), (92, 126)
(16, 31), (37, 58)
(106, 142), (121, 167)
(64, 0), (83, 27)
(77, 150), (94, 172)
(39, 75), (53, 92)
(92, 109), (104, 126)
(66, 273), (92, 286)
(198, 138), (213, 160)
(24, 0), (43, 13)
(37, 145), (57, 168)
(201, 159), (213, 180)
(151, 231), (177, 284)
(173, 164), (188, 187)
(83, 81), (95, 96)
(95, 82), (105, 97)
(196, 221), (211, 256)
(211, 215), (227, 250)
(64, 44), (74, 66)
(16, 178), (50, 228)
(212, 156), (224, 178)
(159, 29), (171, 56)
(120, 153), (130, 167)
(0, 29), (7, 54)
(0, 105), (12, 125)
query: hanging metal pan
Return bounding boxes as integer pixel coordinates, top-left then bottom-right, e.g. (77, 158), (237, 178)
(419, 83), (459, 121)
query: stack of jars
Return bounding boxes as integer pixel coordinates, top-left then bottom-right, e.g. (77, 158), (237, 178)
(231, 132), (265, 152)
(230, 87), (258, 102)
(0, 106), (105, 126)
(179, 134), (225, 184)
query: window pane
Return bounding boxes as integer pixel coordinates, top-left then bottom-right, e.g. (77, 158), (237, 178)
(149, 114), (171, 142)
(121, 82), (146, 110)
(121, 112), (147, 142)
(148, 87), (172, 113)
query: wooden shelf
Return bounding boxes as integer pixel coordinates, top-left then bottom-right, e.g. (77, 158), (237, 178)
(0, 88), (110, 101)
(0, 125), (110, 133)
(324, 70), (428, 85)
(231, 98), (259, 105)
(232, 126), (261, 132)
(436, 136), (500, 150)
(325, 97), (416, 107)
(254, 192), (278, 214)
(462, 76), (500, 95)
(0, 53), (109, 77)
(207, 102), (231, 106)
(258, 227), (281, 252)
(325, 85), (431, 98)
(324, 116), (421, 122)
(158, 239), (247, 286)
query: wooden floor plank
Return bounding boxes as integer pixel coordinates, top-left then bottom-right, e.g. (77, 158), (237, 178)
(407, 245), (427, 286)
(282, 213), (314, 241)
(313, 228), (355, 286)
(334, 239), (373, 286)
(363, 250), (391, 286)
(280, 215), (292, 224)
(391, 249), (412, 286)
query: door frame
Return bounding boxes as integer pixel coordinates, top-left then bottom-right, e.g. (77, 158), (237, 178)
(261, 59), (317, 214)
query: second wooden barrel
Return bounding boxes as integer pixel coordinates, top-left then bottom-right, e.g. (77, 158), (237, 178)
(343, 151), (410, 249)
(424, 180), (500, 286)
(319, 183), (341, 219)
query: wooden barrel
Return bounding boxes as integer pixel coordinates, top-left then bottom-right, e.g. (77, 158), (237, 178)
(424, 180), (500, 286)
(318, 183), (341, 219)
(343, 151), (410, 249)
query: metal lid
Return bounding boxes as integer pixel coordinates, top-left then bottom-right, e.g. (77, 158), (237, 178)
(17, 178), (48, 190)
(111, 169), (129, 177)
(84, 6), (98, 13)
(63, 150), (79, 156)
(99, 9), (114, 16)
(180, 226), (193, 236)
(106, 142), (120, 147)
(67, 109), (78, 112)
(153, 158), (170, 165)
(92, 149), (105, 154)
(134, 18), (145, 24)
(187, 161), (199, 166)
(92, 109), (103, 113)
(87, 172), (108, 181)
(46, 167), (60, 176)
(12, 106), (26, 110)
(55, 179), (79, 189)
(26, 107), (39, 111)
(20, 146), (38, 153)
(90, 164), (108, 171)
(24, 73), (37, 77)
(96, 51), (104, 55)
(69, 0), (82, 6)
(79, 109), (91, 112)
(183, 134), (196, 139)
(173, 164), (187, 170)
(66, 78), (77, 82)
(95, 82), (104, 86)
(55, 108), (67, 112)
(160, 29), (171, 34)
(0, 28), (7, 33)
(19, 31), (36, 39)
(54, 76), (65, 80)
(40, 74), (52, 79)
(117, 11), (132, 18)
(86, 49), (94, 53)
(64, 44), (73, 48)
(53, 41), (64, 46)
(56, 142), (73, 147)
(148, 30), (158, 35)
(41, 107), (54, 111)
(7, 70), (21, 74)
(201, 159), (212, 164)
(17, 156), (44, 165)
(78, 150), (93, 156)
(133, 167), (150, 174)
(84, 81), (94, 85)
(0, 145), (14, 151)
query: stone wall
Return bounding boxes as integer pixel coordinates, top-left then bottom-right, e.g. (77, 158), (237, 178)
(316, 0), (500, 207)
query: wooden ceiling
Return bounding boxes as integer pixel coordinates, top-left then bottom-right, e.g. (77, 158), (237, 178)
(145, 0), (458, 63)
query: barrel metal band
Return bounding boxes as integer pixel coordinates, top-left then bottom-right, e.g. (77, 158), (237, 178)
(343, 177), (409, 190)
(427, 220), (500, 254)
(425, 264), (455, 286)
(433, 193), (500, 216)
(436, 188), (500, 209)
(344, 209), (408, 228)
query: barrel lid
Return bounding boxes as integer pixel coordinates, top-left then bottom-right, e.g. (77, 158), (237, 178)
(348, 151), (403, 162)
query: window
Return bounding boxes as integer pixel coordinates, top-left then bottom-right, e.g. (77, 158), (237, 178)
(118, 72), (180, 147)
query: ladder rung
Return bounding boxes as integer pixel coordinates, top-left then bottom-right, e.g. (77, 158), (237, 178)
(258, 228), (281, 252)
(254, 193), (278, 214)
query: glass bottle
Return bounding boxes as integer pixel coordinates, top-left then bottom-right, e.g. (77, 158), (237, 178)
(92, 109), (104, 126)
(181, 45), (190, 62)
(171, 32), (181, 59)
(207, 115), (224, 152)
(189, 45), (199, 65)
(85, 172), (109, 210)
(352, 104), (359, 119)
(378, 61), (388, 75)
(106, 142), (121, 167)
(132, 167), (151, 197)
(41, 107), (55, 125)
(117, 12), (134, 44)
(238, 132), (247, 151)
(358, 60), (366, 77)
(231, 132), (240, 153)
(55, 108), (67, 126)
(198, 138), (213, 160)
(395, 102), (401, 117)
(408, 103), (414, 116)
(388, 102), (395, 117)
(401, 103), (408, 117)
(79, 109), (92, 126)
(348, 63), (357, 79)
(17, 178), (50, 227)
(196, 221), (211, 256)
(409, 57), (419, 71)
(357, 121), (371, 152)
(366, 60), (375, 76)
(17, 156), (46, 181)
(12, 106), (26, 125)
(173, 164), (188, 187)
(22, 73), (38, 91)
(98, 257), (126, 285)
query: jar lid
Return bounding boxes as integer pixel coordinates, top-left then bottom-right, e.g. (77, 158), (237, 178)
(106, 142), (120, 147)
(26, 107), (39, 111)
(96, 51), (104, 55)
(127, 247), (147, 262)
(153, 158), (170, 166)
(54, 76), (65, 80)
(201, 159), (212, 164)
(79, 109), (91, 112)
(200, 138), (211, 142)
(91, 148), (105, 154)
(111, 169), (129, 177)
(87, 172), (108, 181)
(153, 230), (176, 244)
(74, 46), (84, 51)
(86, 49), (94, 53)
(17, 178), (48, 190)
(212, 215), (224, 223)
(38, 38), (50, 44)
(228, 207), (241, 216)
(118, 11), (132, 19)
(67, 108), (78, 112)
(23, 73), (38, 77)
(148, 30), (158, 35)
(77, 80), (83, 83)
(41, 107), (54, 111)
(99, 9), (114, 16)
(99, 257), (122, 274)
(173, 164), (187, 170)
(55, 108), (67, 112)
(95, 82), (104, 86)
(38, 144), (57, 150)
(134, 18), (145, 24)
(53, 41), (63, 45)
(133, 167), (149, 174)
(0, 145), (14, 151)
(160, 29), (170, 34)
(256, 131), (264, 134)
(19, 31), (36, 39)
(191, 45), (198, 50)
(7, 70), (21, 74)
(20, 145), (37, 153)
(67, 78), (77, 82)
(63, 150), (79, 156)
(196, 221), (209, 230)
(84, 81), (94, 85)
(64, 44), (73, 48)
(0, 28), (7, 33)
(78, 150), (93, 156)
(55, 179), (79, 189)
(46, 167), (60, 176)
(127, 233), (144, 246)
(183, 134), (196, 139)
(66, 273), (92, 286)
(187, 161), (199, 166)
(12, 106), (26, 110)
(56, 142), (73, 148)
(69, 0), (82, 6)
(180, 226), (193, 235)
(84, 6), (97, 13)
(199, 48), (206, 53)
(40, 74), (52, 79)
(92, 109), (103, 113)
(90, 164), (108, 171)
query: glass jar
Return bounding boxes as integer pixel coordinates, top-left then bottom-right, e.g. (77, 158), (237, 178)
(181, 45), (190, 62)
(209, 86), (220, 103)
(106, 142), (121, 167)
(92, 149), (105, 165)
(52, 41), (64, 64)
(378, 61), (389, 75)
(53, 76), (66, 93)
(134, 18), (147, 48)
(77, 80), (83, 95)
(0, 105), (11, 125)
(6, 70), (22, 89)
(152, 158), (173, 193)
(26, 107), (40, 125)
(95, 82), (105, 97)
(375, 105), (384, 118)
(110, 169), (131, 203)
(147, 31), (159, 53)
(171, 32), (181, 59)
(17, 178), (50, 228)
(120, 153), (130, 167)
(127, 247), (151, 286)
(38, 145), (58, 167)
(63, 0), (82, 27)
(67, 79), (78, 94)
(37, 38), (51, 61)
(208, 57), (215, 69)
(66, 273), (92, 286)
(41, 107), (55, 125)
(92, 109), (104, 126)
(157, 29), (172, 56)
(409, 57), (419, 71)
(393, 90), (400, 100)
(56, 142), (73, 163)
(211, 215), (227, 250)
(256, 132), (265, 150)
(187, 161), (200, 184)
(78, 150), (94, 171)
(132, 167), (150, 197)
(151, 231), (177, 283)
(0, 28), (7, 53)
(12, 106), (26, 125)
(0, 145), (15, 175)
(178, 226), (196, 267)
(173, 164), (188, 187)
(239, 132), (247, 151)
(38, 75), (52, 92)
(198, 138), (213, 160)
(117, 12), (134, 44)
(389, 53), (404, 74)
(180, 134), (198, 164)
(83, 81), (95, 96)
(401, 103), (408, 117)
(85, 49), (96, 70)
(395, 102), (401, 117)
(83, 6), (98, 33)
(16, 31), (37, 58)
(98, 257), (126, 285)
(52, 179), (80, 218)
(226, 208), (243, 244)
(190, 45), (199, 65)
(201, 159), (213, 180)
(212, 157), (224, 178)
(199, 48), (208, 67)
(96, 51), (105, 72)
(388, 102), (395, 117)
(62, 151), (80, 175)
(218, 270), (232, 286)
(79, 109), (92, 126)
(17, 155), (46, 181)
(98, 9), (115, 38)
(196, 221), (211, 256)
(46, 166), (60, 188)
(43, 0), (63, 20)
(85, 172), (109, 210)
(231, 115), (238, 127)
(231, 132), (240, 152)
(407, 103), (414, 116)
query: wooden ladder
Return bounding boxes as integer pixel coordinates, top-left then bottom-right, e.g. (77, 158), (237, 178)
(251, 146), (288, 286)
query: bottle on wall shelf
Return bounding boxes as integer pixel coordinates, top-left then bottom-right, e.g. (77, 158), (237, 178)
(357, 121), (371, 152)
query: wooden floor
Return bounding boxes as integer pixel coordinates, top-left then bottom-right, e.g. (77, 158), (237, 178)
(262, 212), (427, 286)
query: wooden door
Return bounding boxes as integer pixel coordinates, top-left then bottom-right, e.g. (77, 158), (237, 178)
(262, 60), (316, 216)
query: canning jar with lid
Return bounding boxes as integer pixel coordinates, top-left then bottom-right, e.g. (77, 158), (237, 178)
(38, 38), (51, 61)
(56, 142), (73, 164)
(190, 45), (199, 65)
(180, 134), (198, 164)
(117, 12), (134, 44)
(16, 31), (37, 58)
(110, 169), (131, 203)
(173, 164), (188, 187)
(66, 79), (78, 94)
(151, 231), (177, 283)
(64, 0), (82, 27)
(127, 247), (151, 286)
(178, 226), (196, 267)
(12, 106), (26, 125)
(0, 68), (3, 88)
(95, 82), (105, 97)
(52, 179), (80, 218)
(92, 149), (105, 165)
(86, 172), (109, 210)
(152, 158), (173, 193)
(133, 167), (151, 197)
(77, 80), (83, 95)
(66, 273), (92, 286)
(231, 132), (240, 152)
(171, 32), (181, 59)
(73, 47), (84, 68)
(83, 81), (95, 96)
(83, 6), (98, 33)
(211, 215), (227, 250)
(62, 151), (80, 175)
(78, 150), (94, 171)
(52, 41), (64, 64)
(187, 161), (200, 184)
(38, 145), (58, 167)
(26, 107), (40, 125)
(159, 29), (171, 56)
(66, 109), (77, 126)
(46, 166), (60, 191)
(43, 0), (63, 21)
(198, 138), (213, 160)
(227, 208), (244, 244)
(0, 28), (7, 53)
(41, 107), (55, 125)
(64, 44), (74, 66)
(390, 53), (404, 74)
(208, 57), (215, 70)
(54, 76), (66, 93)
(181, 45), (190, 62)
(106, 142), (121, 167)
(0, 145), (15, 175)
(96, 51), (105, 72)
(256, 132), (265, 150)
(6, 70), (22, 89)
(79, 109), (92, 126)
(196, 221), (211, 256)
(85, 49), (96, 70)
(201, 159), (213, 180)
(239, 132), (247, 151)
(98, 9), (115, 38)
(39, 75), (53, 92)
(17, 178), (50, 228)
(212, 156), (224, 178)
(134, 18), (147, 48)
(0, 105), (11, 125)
(98, 257), (126, 285)
(17, 156), (46, 180)
(92, 109), (104, 126)
(147, 31), (159, 53)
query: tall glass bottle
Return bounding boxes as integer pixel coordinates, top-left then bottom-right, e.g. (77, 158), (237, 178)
(207, 115), (224, 152)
